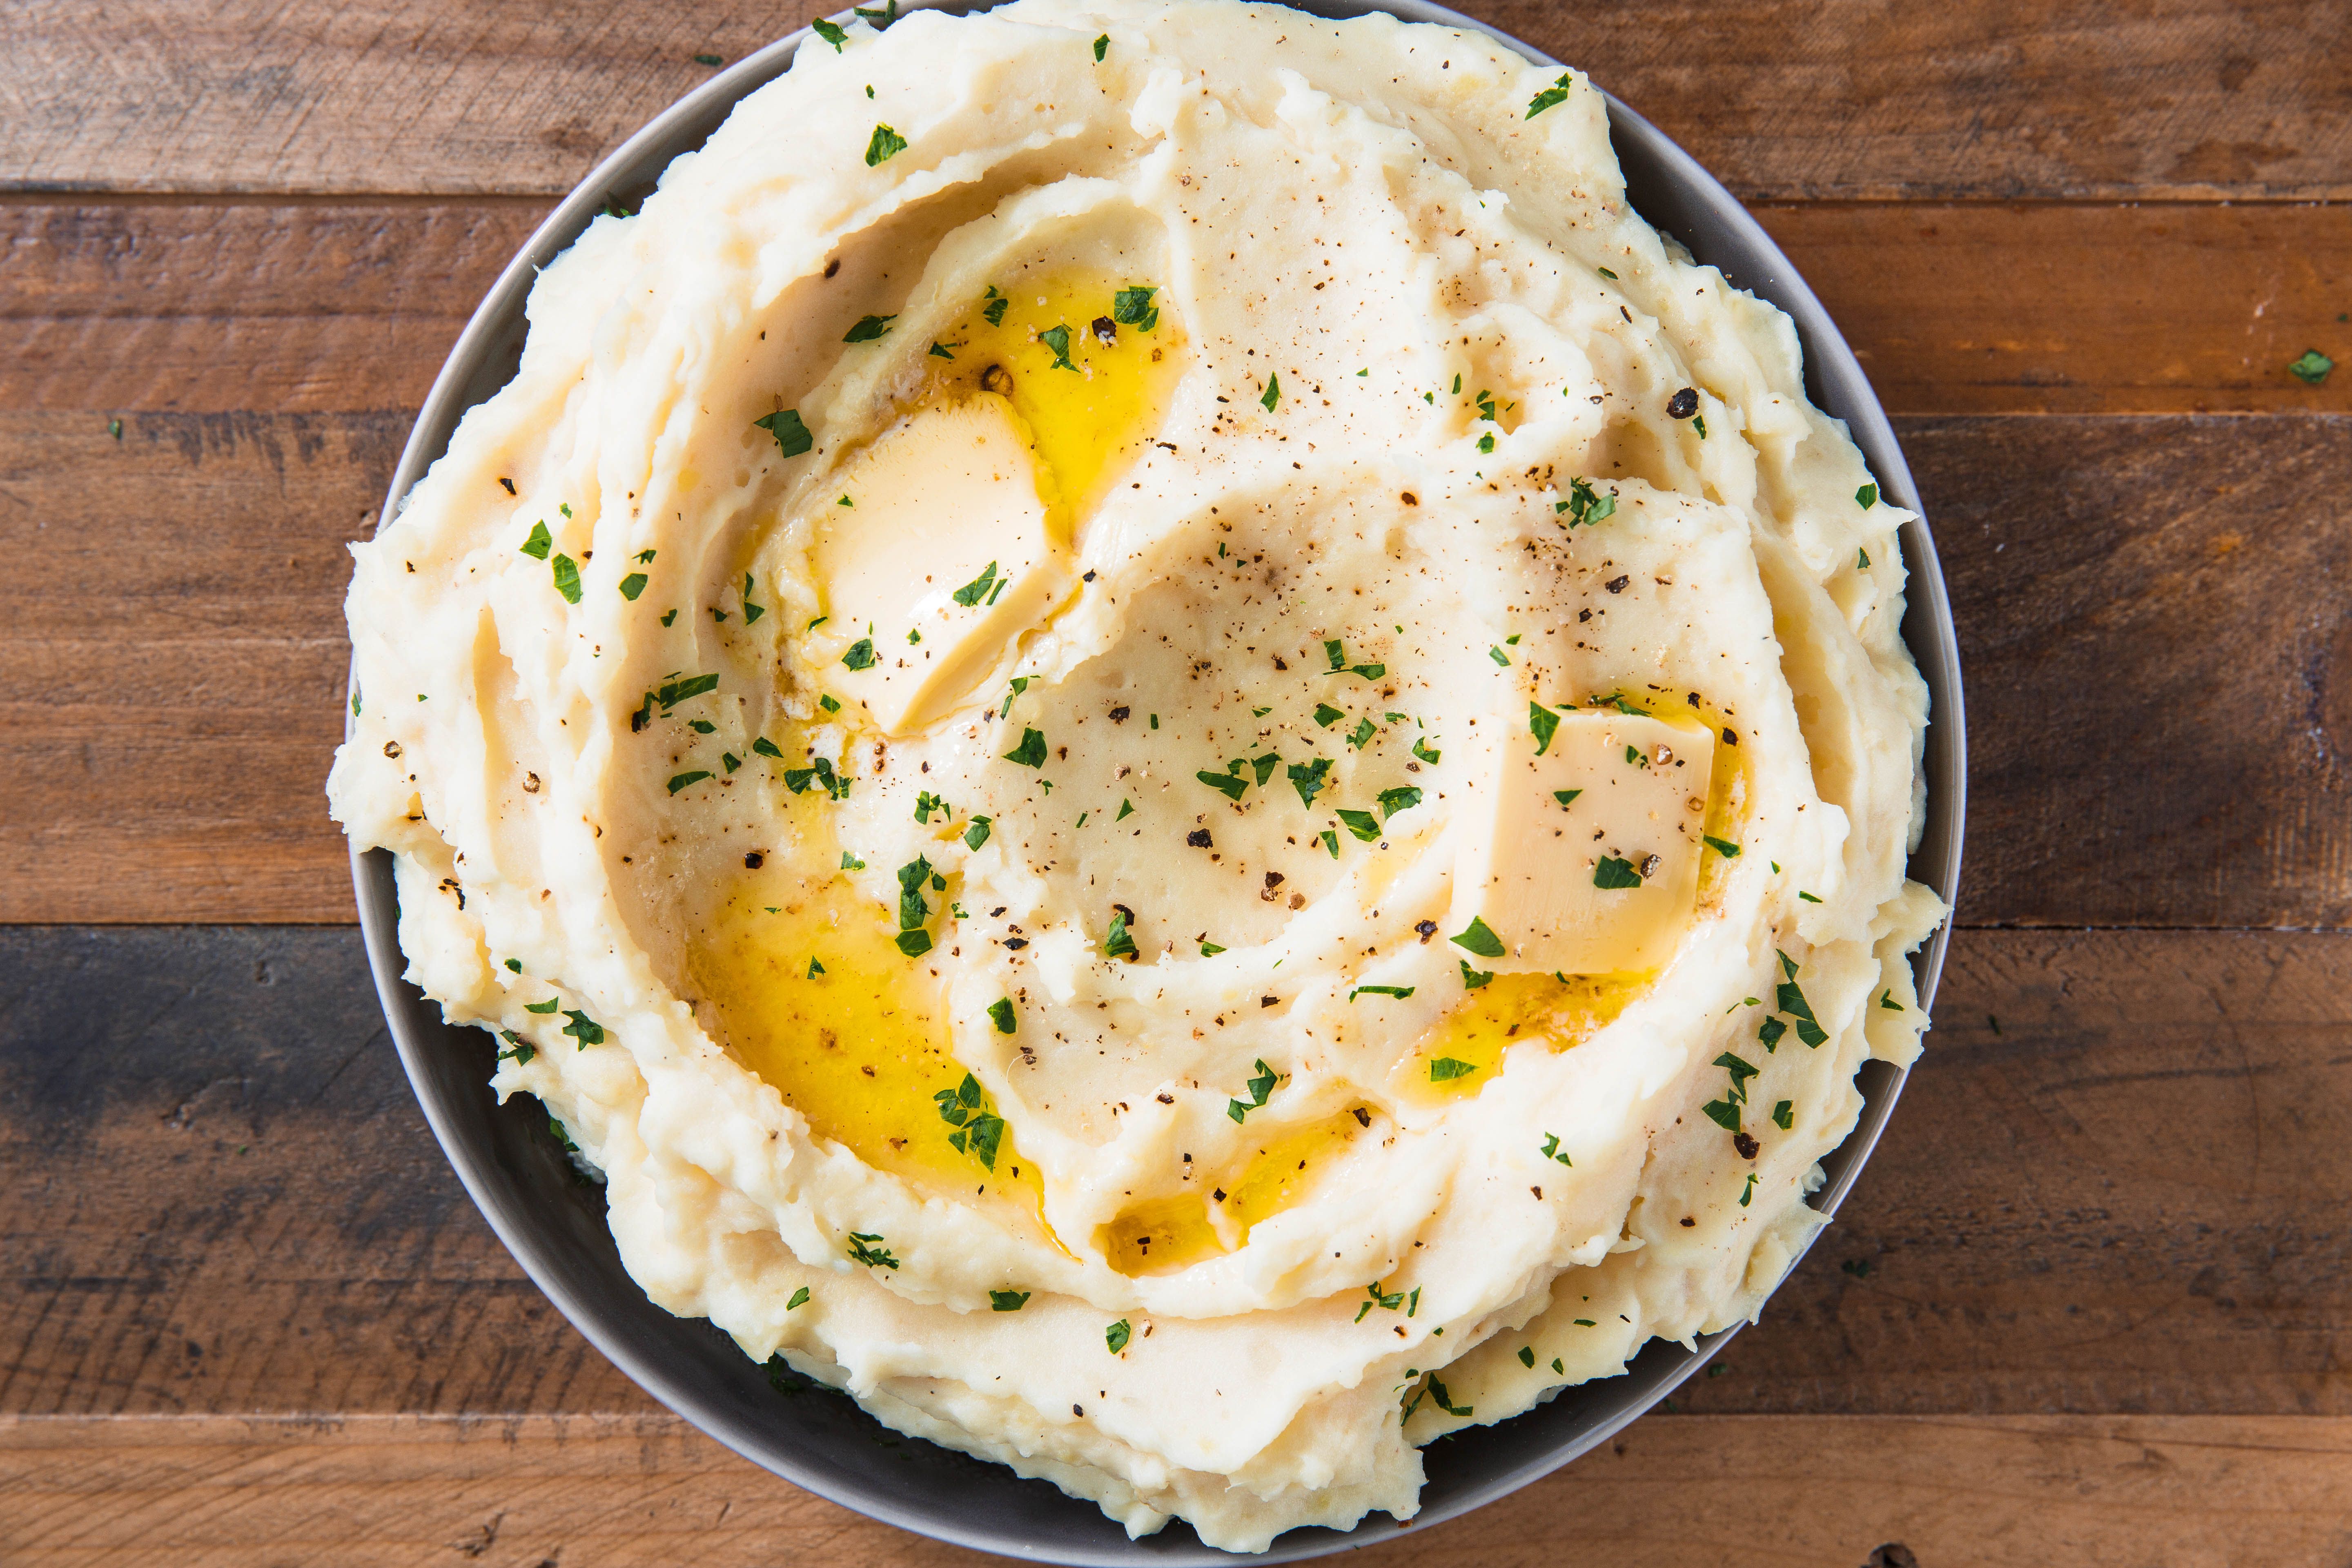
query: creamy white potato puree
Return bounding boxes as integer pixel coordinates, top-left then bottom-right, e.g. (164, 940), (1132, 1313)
(328, 0), (1944, 1549)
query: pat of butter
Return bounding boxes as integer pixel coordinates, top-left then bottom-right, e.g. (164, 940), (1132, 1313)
(1447, 710), (1715, 974)
(813, 394), (1066, 734)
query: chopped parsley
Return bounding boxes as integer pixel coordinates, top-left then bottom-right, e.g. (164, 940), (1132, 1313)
(1112, 284), (1159, 332)
(1348, 715), (1377, 749)
(840, 850), (866, 870)
(952, 561), (1000, 606)
(667, 770), (712, 794)
(982, 292), (1009, 327)
(1287, 758), (1333, 808)
(1412, 736), (1442, 765)
(895, 855), (933, 931)
(788, 1286), (812, 1310)
(519, 521), (552, 558)
(1196, 768), (1247, 801)
(1558, 476), (1617, 528)
(1105, 1319), (1132, 1353)
(1092, 32), (1108, 60)
(1529, 700), (1559, 754)
(1115, 798), (1134, 821)
(782, 756), (849, 800)
(1518, 1346), (1536, 1368)
(525, 998), (561, 1015)
(934, 1073), (1005, 1168)
(864, 123), (907, 165)
(1377, 784), (1423, 817)
(1798, 890), (1822, 903)
(1459, 960), (1494, 989)
(1539, 1133), (1572, 1166)
(2289, 349), (2334, 385)
(1553, 788), (1584, 808)
(562, 1009), (604, 1047)
(929, 340), (957, 359)
(988, 998), (1016, 1034)
(1704, 835), (1740, 856)
(1740, 1173), (1759, 1207)
(1772, 1099), (1794, 1130)
(1336, 808), (1381, 841)
(1314, 702), (1345, 729)
(990, 1290), (1030, 1312)
(618, 572), (648, 600)
(846, 1232), (900, 1269)
(1040, 323), (1078, 371)
(1227, 1058), (1278, 1122)
(1488, 645), (1512, 666)
(1775, 950), (1829, 1046)
(742, 572), (765, 622)
(1200, 939), (1226, 956)
(1428, 1057), (1476, 1082)
(1350, 984), (1416, 1000)
(753, 408), (813, 457)
(1261, 372), (1281, 411)
(1003, 728), (1047, 767)
(1701, 1097), (1741, 1132)
(550, 554), (582, 604)
(496, 1032), (535, 1066)
(811, 17), (846, 49)
(1759, 1017), (1787, 1051)
(1856, 482), (1879, 509)
(1449, 917), (1506, 958)
(1477, 432), (1495, 454)
(1858, 548), (1871, 568)
(1593, 855), (1644, 889)
(1103, 908), (1139, 960)
(1525, 71), (1573, 118)
(1355, 1282), (1408, 1322)
(842, 313), (895, 343)
(913, 790), (950, 823)
(1880, 989), (1904, 1011)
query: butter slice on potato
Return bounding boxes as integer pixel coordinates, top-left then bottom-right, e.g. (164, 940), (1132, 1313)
(814, 394), (1066, 733)
(1448, 710), (1715, 974)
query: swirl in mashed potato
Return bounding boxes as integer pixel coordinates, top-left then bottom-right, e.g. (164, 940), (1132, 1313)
(329, 0), (1944, 1550)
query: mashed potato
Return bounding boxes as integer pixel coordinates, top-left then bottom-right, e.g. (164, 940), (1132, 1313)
(328, 0), (1943, 1550)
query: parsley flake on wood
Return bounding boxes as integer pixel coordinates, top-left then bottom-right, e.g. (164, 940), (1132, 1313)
(1450, 917), (1506, 958)
(846, 1232), (900, 1269)
(1525, 71), (1573, 118)
(864, 124), (907, 165)
(753, 408), (813, 456)
(1105, 1319), (1132, 1353)
(2289, 349), (2334, 385)
(990, 1290), (1030, 1311)
(1227, 1058), (1279, 1122)
(1593, 855), (1644, 889)
(520, 521), (552, 559)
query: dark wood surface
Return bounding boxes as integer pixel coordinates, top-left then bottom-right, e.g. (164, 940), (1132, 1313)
(5, 0), (2350, 1561)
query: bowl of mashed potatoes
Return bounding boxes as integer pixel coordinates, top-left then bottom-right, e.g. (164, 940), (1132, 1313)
(330, 0), (1964, 1557)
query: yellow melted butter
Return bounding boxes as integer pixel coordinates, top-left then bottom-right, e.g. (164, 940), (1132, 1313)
(690, 863), (1040, 1207)
(1392, 971), (1647, 1103)
(925, 268), (1185, 538)
(1098, 1109), (1370, 1277)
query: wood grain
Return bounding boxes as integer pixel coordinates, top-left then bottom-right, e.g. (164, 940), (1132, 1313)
(11, 199), (2352, 418)
(6, 0), (2350, 201)
(7, 1412), (2352, 1566)
(9, 412), (2352, 925)
(7, 927), (2350, 1421)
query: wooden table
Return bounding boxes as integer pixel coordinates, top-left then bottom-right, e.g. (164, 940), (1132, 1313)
(7, 1), (2351, 1561)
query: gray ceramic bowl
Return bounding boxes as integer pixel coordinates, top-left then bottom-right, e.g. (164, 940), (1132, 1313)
(351, 2), (1967, 1559)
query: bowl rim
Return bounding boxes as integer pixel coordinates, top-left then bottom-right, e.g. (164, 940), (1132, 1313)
(347, 2), (1966, 1559)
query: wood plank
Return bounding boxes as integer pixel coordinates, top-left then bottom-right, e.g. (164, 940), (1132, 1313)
(7, 927), (2350, 1421)
(6, 1411), (2350, 1566)
(8, 412), (2352, 925)
(6, 0), (2350, 201)
(11, 200), (2352, 418)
